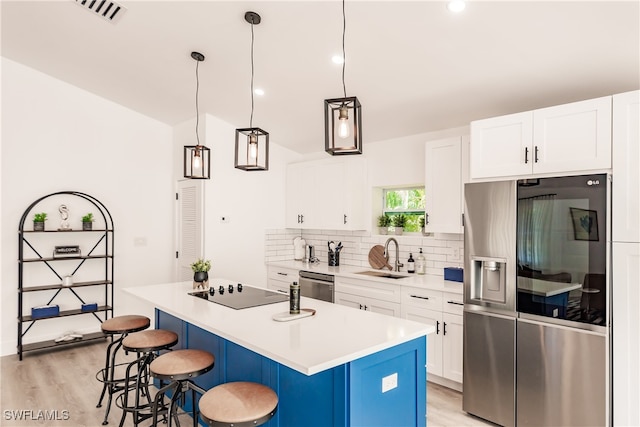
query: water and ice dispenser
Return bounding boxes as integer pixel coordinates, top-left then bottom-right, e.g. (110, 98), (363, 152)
(470, 257), (507, 304)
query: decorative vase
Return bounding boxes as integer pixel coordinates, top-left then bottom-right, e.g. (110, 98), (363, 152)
(82, 222), (92, 231)
(193, 271), (209, 289)
(394, 227), (404, 235)
(33, 221), (45, 231)
(378, 227), (388, 235)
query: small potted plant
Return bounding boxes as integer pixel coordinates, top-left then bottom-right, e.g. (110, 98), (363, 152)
(33, 212), (47, 231)
(82, 213), (94, 231)
(191, 258), (211, 289)
(377, 215), (391, 235)
(419, 216), (426, 234)
(392, 214), (407, 235)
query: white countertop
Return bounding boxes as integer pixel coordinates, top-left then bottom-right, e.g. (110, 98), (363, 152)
(124, 279), (434, 376)
(517, 277), (582, 297)
(268, 260), (464, 294)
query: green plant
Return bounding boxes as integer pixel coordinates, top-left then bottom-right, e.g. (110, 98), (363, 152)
(191, 258), (211, 273)
(392, 214), (407, 228)
(377, 215), (391, 227)
(82, 213), (94, 223)
(419, 216), (425, 228)
(33, 212), (47, 222)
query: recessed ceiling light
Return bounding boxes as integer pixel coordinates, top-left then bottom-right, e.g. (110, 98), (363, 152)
(447, 0), (466, 13)
(254, 88), (265, 96)
(331, 55), (344, 65)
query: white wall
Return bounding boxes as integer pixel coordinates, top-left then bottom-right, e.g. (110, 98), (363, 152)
(1, 58), (174, 355)
(172, 114), (302, 287)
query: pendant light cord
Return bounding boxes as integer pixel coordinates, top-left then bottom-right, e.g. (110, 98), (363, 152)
(195, 58), (201, 146)
(341, 0), (347, 99)
(250, 19), (255, 129)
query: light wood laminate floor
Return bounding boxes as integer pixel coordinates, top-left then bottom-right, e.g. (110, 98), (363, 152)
(0, 341), (493, 426)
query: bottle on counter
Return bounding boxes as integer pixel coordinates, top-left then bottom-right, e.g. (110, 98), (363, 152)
(416, 248), (426, 275)
(407, 253), (415, 273)
(290, 281), (300, 314)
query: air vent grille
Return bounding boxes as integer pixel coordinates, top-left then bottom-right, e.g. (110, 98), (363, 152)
(74, 0), (126, 24)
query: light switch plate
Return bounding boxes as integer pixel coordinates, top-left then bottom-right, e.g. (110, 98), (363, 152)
(382, 372), (398, 393)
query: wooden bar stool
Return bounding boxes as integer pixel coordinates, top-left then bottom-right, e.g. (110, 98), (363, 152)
(199, 382), (278, 427)
(150, 349), (215, 427)
(116, 329), (179, 427)
(96, 315), (150, 425)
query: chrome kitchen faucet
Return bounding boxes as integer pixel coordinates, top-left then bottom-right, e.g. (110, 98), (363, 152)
(384, 238), (403, 272)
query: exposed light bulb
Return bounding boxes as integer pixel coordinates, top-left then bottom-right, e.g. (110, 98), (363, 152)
(193, 151), (202, 169)
(338, 106), (350, 139)
(249, 133), (258, 159)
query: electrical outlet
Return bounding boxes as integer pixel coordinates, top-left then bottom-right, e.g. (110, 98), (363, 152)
(382, 373), (398, 393)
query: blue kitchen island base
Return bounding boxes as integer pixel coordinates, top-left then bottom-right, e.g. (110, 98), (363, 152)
(157, 309), (427, 427)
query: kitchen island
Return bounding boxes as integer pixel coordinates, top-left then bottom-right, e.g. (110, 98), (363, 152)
(124, 279), (434, 427)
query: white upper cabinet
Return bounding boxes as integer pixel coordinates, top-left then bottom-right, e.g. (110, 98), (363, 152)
(612, 90), (640, 243)
(471, 96), (612, 179)
(286, 157), (367, 230)
(425, 136), (469, 234)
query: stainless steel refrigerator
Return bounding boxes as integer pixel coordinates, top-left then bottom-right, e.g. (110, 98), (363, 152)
(463, 175), (609, 427)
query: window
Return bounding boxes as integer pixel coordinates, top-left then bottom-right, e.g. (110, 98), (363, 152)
(383, 187), (425, 232)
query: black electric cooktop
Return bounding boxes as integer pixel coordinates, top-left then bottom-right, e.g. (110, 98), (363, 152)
(188, 283), (289, 310)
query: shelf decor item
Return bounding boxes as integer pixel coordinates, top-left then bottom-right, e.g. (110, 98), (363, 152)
(58, 204), (71, 230)
(191, 258), (211, 290)
(377, 215), (391, 235)
(184, 51), (211, 179)
(82, 213), (94, 230)
(33, 212), (47, 231)
(235, 11), (269, 171)
(324, 0), (362, 156)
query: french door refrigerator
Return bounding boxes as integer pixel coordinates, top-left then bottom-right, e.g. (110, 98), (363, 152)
(463, 174), (609, 427)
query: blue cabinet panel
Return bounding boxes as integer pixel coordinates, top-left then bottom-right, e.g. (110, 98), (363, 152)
(155, 309), (186, 349)
(349, 336), (426, 427)
(278, 363), (347, 427)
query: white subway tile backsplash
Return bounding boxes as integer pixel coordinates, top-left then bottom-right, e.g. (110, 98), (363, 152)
(264, 229), (464, 274)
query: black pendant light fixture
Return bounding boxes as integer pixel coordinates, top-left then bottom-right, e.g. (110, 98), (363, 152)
(324, 0), (362, 155)
(184, 51), (211, 179)
(235, 11), (269, 171)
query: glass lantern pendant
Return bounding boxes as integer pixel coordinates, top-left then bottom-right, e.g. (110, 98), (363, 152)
(235, 127), (269, 171)
(324, 96), (362, 155)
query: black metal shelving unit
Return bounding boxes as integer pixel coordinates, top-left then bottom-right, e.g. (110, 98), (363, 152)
(17, 191), (114, 360)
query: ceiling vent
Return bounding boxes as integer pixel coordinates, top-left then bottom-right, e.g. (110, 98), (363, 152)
(73, 0), (126, 24)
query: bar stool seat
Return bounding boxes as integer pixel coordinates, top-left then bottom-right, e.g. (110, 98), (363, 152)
(199, 382), (278, 427)
(150, 349), (215, 427)
(96, 315), (151, 425)
(116, 329), (179, 427)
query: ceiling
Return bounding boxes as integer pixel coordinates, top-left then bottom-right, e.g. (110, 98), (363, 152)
(2, 1), (639, 154)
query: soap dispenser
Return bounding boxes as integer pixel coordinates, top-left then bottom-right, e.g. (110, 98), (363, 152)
(407, 253), (415, 273)
(416, 248), (426, 275)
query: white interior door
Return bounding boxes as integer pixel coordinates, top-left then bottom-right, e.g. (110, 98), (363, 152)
(176, 179), (204, 281)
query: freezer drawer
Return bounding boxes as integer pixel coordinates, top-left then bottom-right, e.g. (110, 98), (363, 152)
(463, 310), (516, 427)
(517, 319), (606, 426)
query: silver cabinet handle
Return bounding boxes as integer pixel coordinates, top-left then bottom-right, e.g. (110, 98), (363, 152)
(410, 295), (429, 300)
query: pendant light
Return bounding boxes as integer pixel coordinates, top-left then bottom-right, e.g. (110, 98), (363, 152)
(324, 0), (362, 155)
(235, 11), (269, 171)
(184, 51), (211, 179)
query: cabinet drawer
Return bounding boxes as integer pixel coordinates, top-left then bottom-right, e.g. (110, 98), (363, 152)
(402, 288), (442, 311)
(442, 292), (464, 315)
(336, 277), (401, 303)
(267, 267), (298, 283)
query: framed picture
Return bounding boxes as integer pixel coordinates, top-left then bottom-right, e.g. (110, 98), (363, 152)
(570, 207), (599, 241)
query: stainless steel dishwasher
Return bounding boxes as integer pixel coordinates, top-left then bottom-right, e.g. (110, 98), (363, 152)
(298, 270), (334, 303)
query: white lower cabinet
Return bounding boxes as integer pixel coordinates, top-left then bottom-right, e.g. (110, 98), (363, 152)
(267, 265), (298, 295)
(334, 277), (401, 317)
(401, 287), (463, 385)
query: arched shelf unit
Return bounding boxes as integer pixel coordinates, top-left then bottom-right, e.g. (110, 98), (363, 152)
(17, 191), (114, 360)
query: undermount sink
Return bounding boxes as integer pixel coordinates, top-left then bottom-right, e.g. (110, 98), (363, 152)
(354, 270), (409, 279)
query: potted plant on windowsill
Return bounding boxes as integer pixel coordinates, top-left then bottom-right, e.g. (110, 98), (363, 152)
(33, 212), (47, 231)
(377, 215), (391, 235)
(82, 213), (94, 231)
(191, 258), (211, 289)
(393, 214), (407, 235)
(420, 216), (426, 235)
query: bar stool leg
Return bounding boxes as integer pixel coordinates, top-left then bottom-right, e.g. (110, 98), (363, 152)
(100, 339), (125, 425)
(96, 335), (122, 409)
